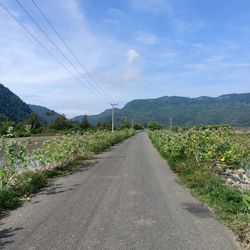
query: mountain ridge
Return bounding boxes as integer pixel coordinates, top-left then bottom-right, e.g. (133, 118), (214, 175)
(0, 82), (249, 127)
(73, 93), (250, 127)
(0, 84), (32, 122)
(28, 104), (60, 123)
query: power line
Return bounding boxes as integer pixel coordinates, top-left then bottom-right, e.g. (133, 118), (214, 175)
(31, 0), (113, 101)
(0, 2), (106, 104)
(14, 0), (108, 102)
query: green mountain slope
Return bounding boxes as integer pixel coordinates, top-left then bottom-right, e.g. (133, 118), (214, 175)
(1, 82), (249, 127)
(73, 93), (250, 127)
(0, 84), (32, 122)
(28, 104), (60, 123)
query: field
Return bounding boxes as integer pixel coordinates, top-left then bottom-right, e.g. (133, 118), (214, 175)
(148, 126), (250, 248)
(1, 126), (249, 247)
(0, 129), (135, 209)
(5, 135), (55, 151)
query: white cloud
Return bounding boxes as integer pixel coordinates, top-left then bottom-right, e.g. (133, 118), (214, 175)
(0, 0), (129, 115)
(128, 0), (171, 14)
(125, 49), (142, 83)
(136, 32), (158, 45)
(0, 0), (249, 117)
(160, 51), (178, 60)
(173, 19), (206, 35)
(127, 49), (140, 64)
(101, 68), (143, 86)
(101, 7), (125, 26)
(100, 49), (143, 86)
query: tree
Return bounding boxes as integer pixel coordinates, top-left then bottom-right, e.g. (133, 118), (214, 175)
(147, 121), (162, 130)
(96, 121), (102, 128)
(80, 115), (90, 130)
(49, 115), (71, 131)
(95, 119), (112, 129)
(120, 121), (131, 129)
(0, 121), (14, 135)
(27, 112), (42, 133)
(0, 114), (9, 123)
(133, 123), (143, 130)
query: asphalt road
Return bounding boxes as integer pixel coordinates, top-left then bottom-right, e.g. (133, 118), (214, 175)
(0, 132), (240, 250)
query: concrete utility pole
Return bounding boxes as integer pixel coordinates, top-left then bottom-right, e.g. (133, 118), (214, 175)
(170, 116), (173, 129)
(111, 103), (118, 132)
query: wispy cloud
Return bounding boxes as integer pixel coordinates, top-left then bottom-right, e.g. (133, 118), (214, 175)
(135, 32), (158, 45)
(0, 0), (128, 109)
(128, 0), (171, 14)
(101, 48), (143, 86)
(101, 7), (125, 26)
(127, 49), (140, 64)
(160, 51), (178, 60)
(0, 0), (249, 117)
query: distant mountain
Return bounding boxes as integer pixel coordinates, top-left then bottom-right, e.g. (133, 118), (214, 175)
(29, 104), (60, 123)
(0, 84), (32, 122)
(72, 109), (111, 123)
(1, 82), (249, 127)
(73, 93), (250, 127)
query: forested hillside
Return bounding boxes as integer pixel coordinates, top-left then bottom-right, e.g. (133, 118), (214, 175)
(1, 82), (249, 127)
(0, 84), (32, 122)
(29, 104), (60, 123)
(73, 93), (250, 127)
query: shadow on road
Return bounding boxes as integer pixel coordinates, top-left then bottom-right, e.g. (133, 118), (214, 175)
(0, 224), (23, 249)
(40, 183), (75, 196)
(181, 202), (213, 218)
(0, 157), (107, 248)
(66, 160), (99, 176)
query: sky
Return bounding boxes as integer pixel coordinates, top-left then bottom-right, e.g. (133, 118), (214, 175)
(0, 0), (250, 118)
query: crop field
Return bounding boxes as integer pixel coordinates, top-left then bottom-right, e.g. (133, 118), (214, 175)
(5, 135), (55, 151)
(148, 126), (250, 248)
(150, 127), (249, 169)
(0, 129), (135, 209)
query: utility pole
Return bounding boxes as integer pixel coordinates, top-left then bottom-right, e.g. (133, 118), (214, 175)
(111, 103), (118, 132)
(169, 116), (173, 129)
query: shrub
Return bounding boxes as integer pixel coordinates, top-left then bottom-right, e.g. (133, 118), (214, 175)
(0, 188), (18, 209)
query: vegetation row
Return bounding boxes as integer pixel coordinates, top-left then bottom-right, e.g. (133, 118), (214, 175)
(148, 127), (250, 248)
(0, 128), (136, 209)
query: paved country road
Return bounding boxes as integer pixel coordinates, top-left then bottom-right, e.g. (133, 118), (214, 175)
(0, 132), (240, 250)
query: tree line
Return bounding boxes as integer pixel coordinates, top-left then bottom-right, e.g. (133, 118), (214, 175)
(0, 112), (150, 137)
(0, 112), (93, 136)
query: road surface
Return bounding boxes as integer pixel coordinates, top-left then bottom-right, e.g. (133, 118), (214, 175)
(0, 132), (240, 250)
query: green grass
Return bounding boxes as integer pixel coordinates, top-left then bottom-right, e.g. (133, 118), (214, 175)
(0, 158), (87, 210)
(173, 165), (249, 247)
(148, 131), (250, 248)
(0, 131), (135, 211)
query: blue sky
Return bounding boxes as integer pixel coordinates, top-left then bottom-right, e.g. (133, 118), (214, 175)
(0, 0), (250, 117)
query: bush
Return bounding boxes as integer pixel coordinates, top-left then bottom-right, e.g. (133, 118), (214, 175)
(148, 127), (250, 243)
(147, 121), (162, 130)
(15, 171), (48, 195)
(0, 188), (18, 209)
(0, 129), (136, 210)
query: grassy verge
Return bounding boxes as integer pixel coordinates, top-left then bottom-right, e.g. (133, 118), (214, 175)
(0, 158), (83, 209)
(0, 129), (136, 210)
(148, 129), (250, 249)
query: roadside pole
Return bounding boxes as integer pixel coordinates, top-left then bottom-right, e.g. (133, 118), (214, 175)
(111, 103), (118, 132)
